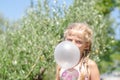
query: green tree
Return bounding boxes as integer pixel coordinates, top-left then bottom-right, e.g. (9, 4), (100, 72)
(94, 0), (120, 73)
(0, 13), (6, 34)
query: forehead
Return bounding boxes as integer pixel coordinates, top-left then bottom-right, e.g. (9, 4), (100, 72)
(66, 29), (85, 39)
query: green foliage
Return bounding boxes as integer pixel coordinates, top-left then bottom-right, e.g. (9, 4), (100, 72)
(0, 0), (64, 79)
(0, 0), (119, 80)
(95, 0), (115, 14)
(0, 13), (6, 34)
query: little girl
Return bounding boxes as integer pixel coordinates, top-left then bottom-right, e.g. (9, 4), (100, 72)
(55, 23), (100, 80)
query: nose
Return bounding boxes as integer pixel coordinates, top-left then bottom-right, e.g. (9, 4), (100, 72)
(71, 40), (76, 44)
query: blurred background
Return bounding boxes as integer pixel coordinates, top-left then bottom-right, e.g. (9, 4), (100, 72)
(0, 0), (120, 80)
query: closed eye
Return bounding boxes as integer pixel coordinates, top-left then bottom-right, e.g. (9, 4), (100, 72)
(67, 38), (72, 41)
(76, 40), (83, 44)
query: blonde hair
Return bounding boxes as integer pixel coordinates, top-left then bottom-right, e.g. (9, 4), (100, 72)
(64, 22), (93, 52)
(62, 23), (93, 79)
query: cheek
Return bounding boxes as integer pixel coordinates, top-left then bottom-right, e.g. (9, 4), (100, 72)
(77, 45), (85, 52)
(76, 44), (82, 48)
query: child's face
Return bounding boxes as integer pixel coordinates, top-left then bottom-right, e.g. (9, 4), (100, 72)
(65, 30), (87, 54)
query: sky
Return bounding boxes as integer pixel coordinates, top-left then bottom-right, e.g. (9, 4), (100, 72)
(111, 8), (120, 40)
(0, 0), (73, 21)
(0, 0), (31, 21)
(0, 0), (120, 39)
